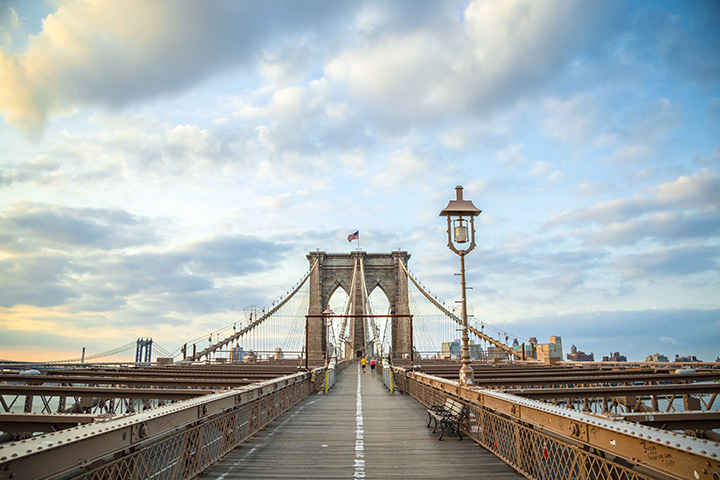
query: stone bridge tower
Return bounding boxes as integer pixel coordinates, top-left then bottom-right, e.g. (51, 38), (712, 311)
(306, 250), (411, 362)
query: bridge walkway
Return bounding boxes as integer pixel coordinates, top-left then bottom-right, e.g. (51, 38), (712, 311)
(197, 363), (523, 479)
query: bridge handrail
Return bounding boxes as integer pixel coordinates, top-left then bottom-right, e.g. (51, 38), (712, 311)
(403, 370), (719, 480)
(0, 367), (328, 480)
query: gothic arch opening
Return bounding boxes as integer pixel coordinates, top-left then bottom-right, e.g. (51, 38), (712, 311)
(327, 286), (350, 358)
(367, 285), (390, 357)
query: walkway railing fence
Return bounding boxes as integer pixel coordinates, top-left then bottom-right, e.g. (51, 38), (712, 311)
(402, 370), (719, 480)
(1, 368), (329, 480)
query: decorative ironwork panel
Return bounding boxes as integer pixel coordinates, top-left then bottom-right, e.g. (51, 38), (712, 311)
(406, 376), (657, 480)
(62, 376), (314, 480)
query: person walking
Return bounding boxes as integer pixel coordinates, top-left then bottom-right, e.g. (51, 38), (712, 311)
(361, 356), (367, 373)
(370, 357), (376, 373)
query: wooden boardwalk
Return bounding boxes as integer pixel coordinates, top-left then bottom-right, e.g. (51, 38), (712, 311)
(197, 364), (524, 479)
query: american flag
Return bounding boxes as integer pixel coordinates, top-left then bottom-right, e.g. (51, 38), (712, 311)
(347, 230), (359, 242)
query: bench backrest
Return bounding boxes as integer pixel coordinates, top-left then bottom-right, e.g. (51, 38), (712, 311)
(444, 398), (465, 417)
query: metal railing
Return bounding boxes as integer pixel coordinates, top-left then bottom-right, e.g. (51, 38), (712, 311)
(0, 368), (328, 480)
(404, 371), (720, 480)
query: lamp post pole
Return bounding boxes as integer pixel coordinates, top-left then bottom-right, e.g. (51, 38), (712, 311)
(458, 252), (473, 385)
(440, 185), (482, 387)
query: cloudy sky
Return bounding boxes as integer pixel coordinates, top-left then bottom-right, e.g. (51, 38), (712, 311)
(1, 0), (718, 363)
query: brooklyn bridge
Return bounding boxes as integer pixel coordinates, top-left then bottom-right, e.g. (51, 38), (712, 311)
(1, 250), (718, 480)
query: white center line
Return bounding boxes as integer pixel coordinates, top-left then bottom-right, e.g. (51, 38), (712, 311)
(354, 364), (365, 479)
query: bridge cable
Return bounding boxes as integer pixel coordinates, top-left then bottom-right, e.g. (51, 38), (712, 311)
(398, 260), (522, 360)
(336, 256), (357, 359)
(358, 256), (382, 357)
(45, 341), (138, 364)
(189, 259), (318, 361)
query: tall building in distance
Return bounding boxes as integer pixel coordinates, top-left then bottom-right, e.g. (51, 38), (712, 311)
(441, 339), (483, 360)
(536, 336), (563, 364)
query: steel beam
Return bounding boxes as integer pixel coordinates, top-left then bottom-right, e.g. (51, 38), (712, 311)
(0, 413), (102, 433)
(0, 373), (259, 388)
(503, 383), (720, 400)
(0, 385), (214, 399)
(618, 411), (720, 432)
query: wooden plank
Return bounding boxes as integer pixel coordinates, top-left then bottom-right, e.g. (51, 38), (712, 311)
(197, 364), (524, 479)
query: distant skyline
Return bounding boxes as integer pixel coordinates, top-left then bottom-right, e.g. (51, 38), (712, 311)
(1, 0), (718, 363)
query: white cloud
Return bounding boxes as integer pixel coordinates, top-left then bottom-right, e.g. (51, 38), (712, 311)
(372, 147), (430, 189)
(651, 169), (720, 209)
(548, 170), (720, 227)
(530, 160), (552, 177)
(497, 143), (528, 170)
(438, 131), (467, 150)
(324, 0), (622, 128)
(0, 1), (355, 137)
(166, 125), (219, 159)
(0, 6), (21, 48)
(254, 193), (292, 212)
(543, 94), (600, 142)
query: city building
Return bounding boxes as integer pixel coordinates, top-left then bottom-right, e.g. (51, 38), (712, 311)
(567, 344), (594, 362)
(675, 355), (700, 362)
(441, 340), (460, 359)
(536, 336), (563, 364)
(602, 352), (627, 362)
(441, 339), (483, 360)
(230, 344), (244, 363)
(645, 353), (669, 362)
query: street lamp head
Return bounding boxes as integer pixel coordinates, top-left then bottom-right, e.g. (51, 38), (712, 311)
(439, 186), (482, 218)
(439, 185), (482, 255)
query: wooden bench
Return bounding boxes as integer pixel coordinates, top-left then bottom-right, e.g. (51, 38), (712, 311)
(427, 397), (465, 440)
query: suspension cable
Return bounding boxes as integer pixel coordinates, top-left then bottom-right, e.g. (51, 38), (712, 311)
(336, 256), (357, 358)
(358, 256), (382, 355)
(189, 259), (318, 361)
(398, 260), (522, 359)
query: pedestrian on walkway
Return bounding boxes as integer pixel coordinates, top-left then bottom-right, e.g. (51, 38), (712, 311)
(370, 357), (376, 373)
(361, 356), (367, 373)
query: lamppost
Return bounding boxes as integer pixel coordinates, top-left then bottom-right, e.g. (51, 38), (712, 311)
(440, 185), (482, 386)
